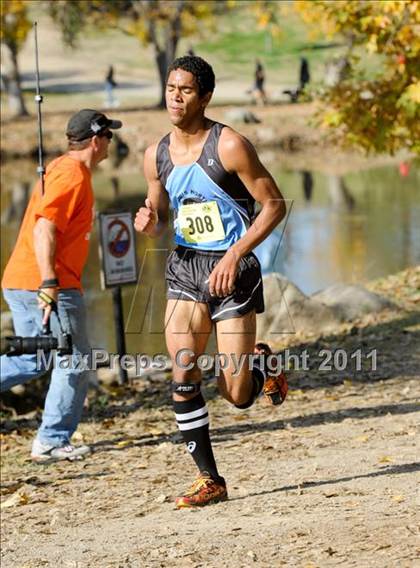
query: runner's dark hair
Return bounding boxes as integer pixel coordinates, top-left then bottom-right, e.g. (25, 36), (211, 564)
(167, 56), (215, 97)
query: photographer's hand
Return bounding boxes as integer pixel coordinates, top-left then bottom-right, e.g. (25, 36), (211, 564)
(37, 288), (58, 325)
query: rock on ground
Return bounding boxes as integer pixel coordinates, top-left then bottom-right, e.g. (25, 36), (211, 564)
(257, 274), (344, 341)
(312, 283), (396, 321)
(257, 274), (399, 342)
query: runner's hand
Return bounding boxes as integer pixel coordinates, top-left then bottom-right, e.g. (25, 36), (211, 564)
(134, 198), (158, 235)
(37, 287), (59, 325)
(208, 250), (240, 298)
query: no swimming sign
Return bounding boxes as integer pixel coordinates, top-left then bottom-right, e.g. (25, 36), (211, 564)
(98, 211), (138, 288)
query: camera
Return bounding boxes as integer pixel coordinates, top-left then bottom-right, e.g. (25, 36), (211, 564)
(5, 331), (72, 356)
(5, 302), (73, 357)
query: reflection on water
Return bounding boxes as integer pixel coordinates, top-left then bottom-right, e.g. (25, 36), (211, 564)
(1, 159), (419, 355)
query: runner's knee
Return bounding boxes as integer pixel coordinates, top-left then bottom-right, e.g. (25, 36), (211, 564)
(172, 379), (202, 401)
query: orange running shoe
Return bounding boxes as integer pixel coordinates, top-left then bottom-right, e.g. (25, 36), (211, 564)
(175, 472), (228, 508)
(254, 342), (288, 406)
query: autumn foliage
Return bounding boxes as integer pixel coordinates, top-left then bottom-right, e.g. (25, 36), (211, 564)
(295, 0), (420, 155)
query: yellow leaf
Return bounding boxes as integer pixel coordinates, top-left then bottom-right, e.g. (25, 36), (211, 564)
(71, 431), (84, 443)
(116, 440), (132, 448)
(378, 455), (393, 463)
(354, 435), (369, 443)
(325, 394), (340, 401)
(406, 81), (420, 104)
(289, 389), (304, 397)
(367, 35), (378, 54)
(391, 495), (405, 503)
(147, 427), (165, 436)
(1, 490), (29, 509)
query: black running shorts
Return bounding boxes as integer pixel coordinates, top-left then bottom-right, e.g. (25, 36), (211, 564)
(165, 246), (264, 322)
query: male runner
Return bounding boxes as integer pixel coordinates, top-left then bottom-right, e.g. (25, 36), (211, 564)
(135, 56), (287, 507)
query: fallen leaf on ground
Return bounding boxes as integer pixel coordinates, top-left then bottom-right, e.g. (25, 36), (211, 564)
(71, 431), (85, 443)
(354, 435), (369, 443)
(147, 427), (165, 436)
(116, 440), (132, 447)
(289, 389), (304, 397)
(391, 495), (405, 503)
(1, 490), (29, 509)
(378, 456), (394, 463)
(325, 394), (340, 401)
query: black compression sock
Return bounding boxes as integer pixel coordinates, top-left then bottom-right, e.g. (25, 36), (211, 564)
(235, 367), (265, 410)
(173, 392), (223, 484)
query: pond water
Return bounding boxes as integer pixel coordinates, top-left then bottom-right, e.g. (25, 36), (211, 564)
(1, 158), (419, 356)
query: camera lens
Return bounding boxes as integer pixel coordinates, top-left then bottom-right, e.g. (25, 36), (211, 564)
(6, 335), (58, 356)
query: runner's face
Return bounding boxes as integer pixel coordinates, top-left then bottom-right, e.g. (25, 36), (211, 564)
(166, 69), (206, 126)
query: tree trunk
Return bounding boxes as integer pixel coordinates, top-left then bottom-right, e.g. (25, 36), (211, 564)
(3, 44), (29, 117)
(155, 48), (168, 109)
(152, 2), (183, 109)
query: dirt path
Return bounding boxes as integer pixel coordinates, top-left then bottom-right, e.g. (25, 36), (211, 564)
(1, 270), (419, 568)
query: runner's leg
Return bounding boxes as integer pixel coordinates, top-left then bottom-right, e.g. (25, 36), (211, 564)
(165, 299), (222, 482)
(215, 310), (264, 407)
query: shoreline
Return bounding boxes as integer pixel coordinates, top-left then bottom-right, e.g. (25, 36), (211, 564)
(1, 104), (413, 175)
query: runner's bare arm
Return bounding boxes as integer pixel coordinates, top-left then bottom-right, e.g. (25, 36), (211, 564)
(219, 127), (286, 258)
(134, 143), (169, 237)
(208, 128), (286, 297)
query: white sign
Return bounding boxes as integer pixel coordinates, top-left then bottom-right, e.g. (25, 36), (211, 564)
(98, 211), (138, 288)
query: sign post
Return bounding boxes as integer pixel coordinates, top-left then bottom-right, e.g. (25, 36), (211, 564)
(98, 211), (138, 384)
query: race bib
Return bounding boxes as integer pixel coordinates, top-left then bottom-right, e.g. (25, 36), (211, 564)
(178, 201), (225, 244)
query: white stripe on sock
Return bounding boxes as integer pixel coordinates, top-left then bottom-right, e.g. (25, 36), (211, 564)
(175, 405), (208, 422)
(178, 416), (210, 431)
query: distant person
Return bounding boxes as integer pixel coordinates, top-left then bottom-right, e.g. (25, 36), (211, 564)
(105, 65), (119, 108)
(283, 58), (311, 103)
(301, 170), (313, 202)
(1, 109), (122, 462)
(187, 46), (196, 57)
(249, 58), (268, 106)
(299, 57), (310, 90)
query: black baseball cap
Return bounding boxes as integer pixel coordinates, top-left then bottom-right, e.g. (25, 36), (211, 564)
(66, 109), (122, 141)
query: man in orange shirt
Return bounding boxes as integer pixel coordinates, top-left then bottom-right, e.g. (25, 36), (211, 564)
(1, 109), (122, 461)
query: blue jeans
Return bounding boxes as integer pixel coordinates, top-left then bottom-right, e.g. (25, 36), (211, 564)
(105, 82), (116, 106)
(0, 289), (90, 446)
